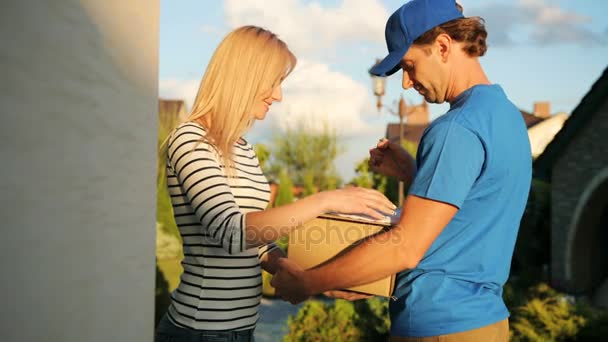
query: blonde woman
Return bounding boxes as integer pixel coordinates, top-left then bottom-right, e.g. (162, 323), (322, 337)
(155, 25), (395, 342)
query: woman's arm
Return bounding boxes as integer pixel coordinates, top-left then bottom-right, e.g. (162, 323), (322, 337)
(168, 124), (395, 253)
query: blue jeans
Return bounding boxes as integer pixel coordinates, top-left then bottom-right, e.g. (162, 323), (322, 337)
(155, 314), (255, 342)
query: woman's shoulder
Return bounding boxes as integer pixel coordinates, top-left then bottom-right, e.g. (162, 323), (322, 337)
(235, 136), (251, 149)
(234, 136), (258, 158)
(166, 121), (213, 156)
(168, 121), (208, 145)
(173, 121), (207, 137)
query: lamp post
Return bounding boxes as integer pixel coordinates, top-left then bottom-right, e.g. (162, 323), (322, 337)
(371, 59), (386, 112)
(369, 60), (407, 207)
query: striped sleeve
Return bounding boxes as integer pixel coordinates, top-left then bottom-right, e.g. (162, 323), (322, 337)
(167, 126), (247, 254)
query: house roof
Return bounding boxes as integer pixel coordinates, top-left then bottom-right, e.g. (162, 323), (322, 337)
(521, 110), (546, 128)
(385, 123), (428, 144)
(159, 99), (186, 115)
(528, 113), (569, 159)
(534, 66), (608, 179)
(159, 99), (187, 129)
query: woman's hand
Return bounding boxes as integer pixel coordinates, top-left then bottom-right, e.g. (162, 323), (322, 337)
(369, 139), (415, 183)
(320, 187), (396, 220)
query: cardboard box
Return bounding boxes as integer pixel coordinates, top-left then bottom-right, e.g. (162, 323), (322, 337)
(287, 213), (395, 297)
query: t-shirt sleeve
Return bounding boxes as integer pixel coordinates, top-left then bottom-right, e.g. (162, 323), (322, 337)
(409, 121), (485, 208)
(167, 126), (247, 254)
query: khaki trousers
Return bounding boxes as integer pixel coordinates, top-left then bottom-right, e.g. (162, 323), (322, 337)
(390, 319), (509, 342)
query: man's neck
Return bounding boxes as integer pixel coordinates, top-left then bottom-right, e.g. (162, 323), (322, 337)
(446, 58), (491, 103)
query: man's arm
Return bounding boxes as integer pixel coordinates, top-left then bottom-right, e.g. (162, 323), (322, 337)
(272, 194), (457, 302)
(272, 122), (483, 303)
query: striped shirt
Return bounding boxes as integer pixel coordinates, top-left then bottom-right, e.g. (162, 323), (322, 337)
(165, 122), (277, 331)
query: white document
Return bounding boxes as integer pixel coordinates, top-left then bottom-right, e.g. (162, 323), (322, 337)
(326, 208), (402, 225)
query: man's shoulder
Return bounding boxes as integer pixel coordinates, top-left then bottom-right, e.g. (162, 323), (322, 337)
(419, 117), (482, 153)
(424, 115), (476, 137)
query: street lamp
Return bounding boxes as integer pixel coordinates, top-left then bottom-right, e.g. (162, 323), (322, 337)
(369, 59), (407, 207)
(371, 59), (386, 113)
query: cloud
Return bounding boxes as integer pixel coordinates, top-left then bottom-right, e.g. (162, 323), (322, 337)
(158, 78), (200, 110)
(471, 0), (605, 46)
(223, 0), (387, 57)
(268, 59), (383, 137)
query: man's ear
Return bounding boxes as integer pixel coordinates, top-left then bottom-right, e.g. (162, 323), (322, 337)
(435, 34), (452, 62)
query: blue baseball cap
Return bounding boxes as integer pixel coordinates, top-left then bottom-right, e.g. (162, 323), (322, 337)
(370, 0), (463, 76)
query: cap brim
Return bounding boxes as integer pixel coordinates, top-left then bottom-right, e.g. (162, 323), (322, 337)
(369, 47), (407, 76)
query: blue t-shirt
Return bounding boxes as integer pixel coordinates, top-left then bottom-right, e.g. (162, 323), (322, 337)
(389, 84), (532, 337)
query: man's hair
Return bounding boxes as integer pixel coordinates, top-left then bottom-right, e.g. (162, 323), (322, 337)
(413, 3), (488, 57)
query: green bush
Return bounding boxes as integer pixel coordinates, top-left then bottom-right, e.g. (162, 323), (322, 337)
(510, 283), (586, 342)
(156, 222), (182, 260)
(261, 270), (275, 297)
(156, 105), (181, 238)
(353, 297), (391, 339)
(284, 283), (607, 341)
(285, 300), (362, 342)
(511, 179), (551, 285)
(284, 297), (390, 341)
(575, 304), (608, 341)
(155, 262), (171, 328)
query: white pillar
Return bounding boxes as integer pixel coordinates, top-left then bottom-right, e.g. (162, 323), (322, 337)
(0, 1), (159, 341)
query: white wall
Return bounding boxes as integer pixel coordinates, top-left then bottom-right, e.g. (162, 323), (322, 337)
(0, 1), (159, 341)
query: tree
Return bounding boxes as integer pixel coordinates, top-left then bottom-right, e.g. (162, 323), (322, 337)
(351, 157), (388, 192)
(401, 139), (418, 159)
(351, 157), (393, 204)
(273, 170), (293, 252)
(351, 158), (374, 189)
(275, 170), (295, 207)
(266, 122), (343, 191)
(253, 143), (271, 175)
(302, 172), (318, 196)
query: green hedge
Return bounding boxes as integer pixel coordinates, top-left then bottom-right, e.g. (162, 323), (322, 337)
(284, 297), (390, 341)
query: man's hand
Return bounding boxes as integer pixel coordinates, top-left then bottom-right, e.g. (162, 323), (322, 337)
(260, 248), (285, 275)
(270, 258), (311, 304)
(369, 138), (415, 183)
(323, 290), (373, 301)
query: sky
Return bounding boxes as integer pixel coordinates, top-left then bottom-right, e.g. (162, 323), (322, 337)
(159, 0), (608, 182)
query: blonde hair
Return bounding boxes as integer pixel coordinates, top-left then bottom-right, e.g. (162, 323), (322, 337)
(185, 25), (296, 172)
